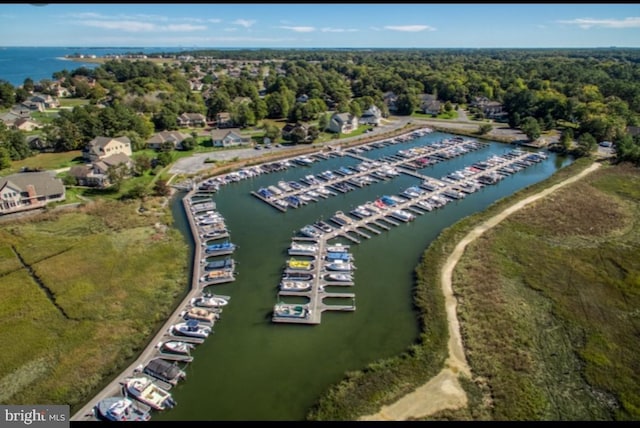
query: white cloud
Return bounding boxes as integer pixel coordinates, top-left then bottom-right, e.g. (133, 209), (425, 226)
(384, 25), (435, 32)
(77, 20), (206, 33)
(166, 24), (207, 32)
(279, 26), (316, 33)
(223, 28), (238, 32)
(233, 19), (256, 28)
(556, 17), (640, 29)
(208, 18), (222, 23)
(369, 26), (382, 31)
(321, 27), (358, 33)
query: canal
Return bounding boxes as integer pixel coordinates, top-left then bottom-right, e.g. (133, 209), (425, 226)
(158, 131), (572, 421)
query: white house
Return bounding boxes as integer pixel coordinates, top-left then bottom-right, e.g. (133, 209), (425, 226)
(211, 129), (251, 148)
(0, 171), (65, 215)
(327, 112), (358, 134)
(146, 131), (189, 150)
(359, 105), (382, 126)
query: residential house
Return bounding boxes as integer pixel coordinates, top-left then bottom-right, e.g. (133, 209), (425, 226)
(327, 112), (358, 134)
(83, 136), (132, 162)
(13, 117), (41, 132)
(177, 112), (207, 127)
(296, 94), (309, 103)
(383, 91), (398, 113)
(0, 171), (65, 215)
(281, 123), (308, 141)
(146, 130), (189, 150)
(471, 96), (506, 119)
(211, 129), (250, 148)
(422, 100), (442, 116)
(30, 94), (59, 109)
(69, 153), (133, 188)
(1, 110), (30, 128)
(359, 105), (382, 126)
(26, 135), (54, 152)
(216, 112), (234, 129)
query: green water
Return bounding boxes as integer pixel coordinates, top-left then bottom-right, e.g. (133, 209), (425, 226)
(158, 132), (572, 421)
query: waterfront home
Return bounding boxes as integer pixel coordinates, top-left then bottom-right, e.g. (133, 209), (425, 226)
(177, 112), (206, 127)
(0, 171), (65, 215)
(359, 105), (382, 126)
(211, 129), (250, 148)
(215, 112), (234, 128)
(281, 123), (308, 141)
(83, 136), (132, 162)
(146, 130), (189, 151)
(327, 112), (358, 134)
(69, 153), (133, 188)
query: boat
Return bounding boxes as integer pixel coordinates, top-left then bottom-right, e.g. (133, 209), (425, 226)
(124, 376), (177, 411)
(325, 243), (349, 253)
(204, 257), (235, 271)
(190, 294), (229, 308)
(299, 225), (322, 239)
(326, 251), (352, 262)
(324, 273), (353, 282)
(325, 260), (354, 271)
(288, 241), (318, 255)
(94, 396), (151, 422)
(273, 303), (311, 319)
(199, 270), (235, 284)
(281, 272), (313, 281)
(284, 195), (301, 208)
(159, 341), (195, 356)
(181, 307), (219, 325)
(142, 358), (186, 386)
(171, 320), (212, 339)
(279, 280), (312, 291)
(313, 220), (333, 233)
(287, 258), (314, 271)
(204, 241), (236, 255)
(390, 209), (415, 222)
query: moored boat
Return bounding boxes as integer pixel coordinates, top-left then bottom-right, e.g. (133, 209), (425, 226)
(190, 294), (229, 308)
(204, 241), (236, 255)
(94, 396), (151, 422)
(124, 376), (176, 411)
(159, 340), (195, 356)
(273, 303), (311, 319)
(181, 307), (219, 325)
(324, 273), (353, 282)
(325, 260), (355, 271)
(279, 280), (312, 291)
(142, 358), (186, 386)
(171, 320), (212, 339)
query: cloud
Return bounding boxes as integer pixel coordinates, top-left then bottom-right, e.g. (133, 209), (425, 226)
(77, 20), (206, 33)
(208, 18), (222, 23)
(321, 27), (358, 33)
(279, 25), (316, 33)
(223, 28), (238, 32)
(233, 19), (256, 28)
(556, 17), (640, 29)
(384, 25), (435, 32)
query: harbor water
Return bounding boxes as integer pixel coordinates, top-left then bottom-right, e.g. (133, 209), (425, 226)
(159, 132), (572, 420)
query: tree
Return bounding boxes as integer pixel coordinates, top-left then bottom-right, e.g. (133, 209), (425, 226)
(264, 124), (281, 142)
(133, 153), (152, 175)
(106, 163), (128, 190)
(152, 108), (178, 131)
(520, 116), (541, 141)
(478, 123), (493, 135)
(577, 132), (597, 156)
(22, 77), (34, 93)
(560, 128), (574, 151)
(153, 179), (172, 197)
(0, 147), (11, 170)
(156, 151), (173, 167)
(290, 126), (307, 144)
(306, 125), (319, 142)
(318, 113), (330, 131)
(180, 137), (196, 151)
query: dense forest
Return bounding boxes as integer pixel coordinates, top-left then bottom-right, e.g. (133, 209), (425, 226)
(1, 48), (640, 166)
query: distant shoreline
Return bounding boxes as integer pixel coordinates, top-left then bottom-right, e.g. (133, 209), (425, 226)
(65, 56), (178, 65)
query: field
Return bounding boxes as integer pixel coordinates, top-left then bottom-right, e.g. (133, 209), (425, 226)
(308, 160), (640, 421)
(0, 198), (188, 408)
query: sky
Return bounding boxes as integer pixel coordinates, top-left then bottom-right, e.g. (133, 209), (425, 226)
(0, 3), (639, 48)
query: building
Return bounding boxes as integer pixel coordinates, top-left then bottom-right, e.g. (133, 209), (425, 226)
(327, 112), (358, 134)
(68, 153), (133, 188)
(211, 129), (251, 147)
(215, 112), (234, 129)
(177, 113), (207, 127)
(83, 136), (132, 162)
(147, 131), (189, 150)
(0, 171), (65, 215)
(359, 105), (382, 126)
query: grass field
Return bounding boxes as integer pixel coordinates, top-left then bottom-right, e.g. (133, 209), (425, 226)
(0, 198), (188, 409)
(0, 151), (83, 175)
(308, 159), (640, 421)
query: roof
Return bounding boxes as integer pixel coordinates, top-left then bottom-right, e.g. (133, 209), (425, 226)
(87, 136), (131, 150)
(144, 358), (182, 380)
(211, 128), (244, 140)
(101, 153), (131, 167)
(0, 171), (64, 197)
(147, 130), (188, 145)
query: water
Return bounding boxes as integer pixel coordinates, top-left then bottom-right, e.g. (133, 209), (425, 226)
(0, 47), (178, 86)
(157, 132), (572, 421)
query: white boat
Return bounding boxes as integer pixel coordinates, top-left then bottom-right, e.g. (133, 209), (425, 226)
(279, 280), (312, 291)
(325, 260), (354, 272)
(326, 243), (349, 253)
(159, 340), (195, 356)
(273, 303), (311, 319)
(181, 307), (219, 325)
(288, 241), (318, 255)
(190, 294), (229, 308)
(95, 396), (151, 422)
(171, 320), (212, 339)
(125, 376), (176, 411)
(324, 273), (353, 282)
(390, 209), (415, 222)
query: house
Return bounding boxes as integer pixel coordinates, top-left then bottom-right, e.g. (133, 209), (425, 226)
(471, 96), (506, 119)
(296, 94), (309, 103)
(327, 112), (358, 134)
(147, 131), (189, 150)
(211, 129), (250, 148)
(422, 100), (441, 116)
(27, 135), (54, 152)
(29, 94), (59, 109)
(216, 112), (234, 129)
(83, 136), (132, 162)
(177, 113), (206, 127)
(68, 153), (133, 188)
(13, 117), (41, 132)
(281, 123), (308, 141)
(359, 105), (382, 126)
(0, 171), (65, 215)
(383, 91), (398, 113)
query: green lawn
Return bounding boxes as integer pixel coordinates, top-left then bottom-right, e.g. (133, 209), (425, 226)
(1, 151), (83, 175)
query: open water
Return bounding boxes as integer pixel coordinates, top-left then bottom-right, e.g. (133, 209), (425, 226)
(159, 132), (572, 420)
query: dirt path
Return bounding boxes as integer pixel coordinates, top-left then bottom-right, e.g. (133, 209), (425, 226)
(360, 161), (602, 421)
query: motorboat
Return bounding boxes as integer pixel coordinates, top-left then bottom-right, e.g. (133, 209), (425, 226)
(94, 396), (151, 422)
(159, 340), (195, 356)
(325, 243), (349, 253)
(125, 376), (176, 411)
(313, 220), (333, 233)
(281, 272), (313, 281)
(273, 303), (311, 319)
(324, 273), (353, 282)
(326, 251), (352, 262)
(181, 307), (219, 325)
(199, 270), (235, 284)
(390, 209), (415, 222)
(325, 260), (355, 272)
(287, 258), (314, 271)
(279, 280), (312, 291)
(203, 257), (235, 271)
(299, 225), (322, 239)
(171, 320), (212, 339)
(190, 294), (229, 308)
(288, 241), (318, 255)
(204, 241), (236, 255)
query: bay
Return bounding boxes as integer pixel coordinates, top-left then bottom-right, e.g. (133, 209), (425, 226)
(158, 133), (572, 421)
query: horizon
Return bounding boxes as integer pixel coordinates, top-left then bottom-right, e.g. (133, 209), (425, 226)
(0, 4), (638, 48)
